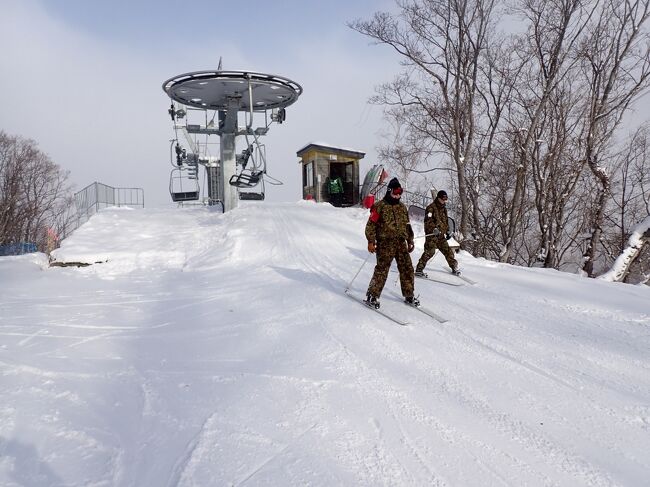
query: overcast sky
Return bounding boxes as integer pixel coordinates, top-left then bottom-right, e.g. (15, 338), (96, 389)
(0, 0), (400, 206)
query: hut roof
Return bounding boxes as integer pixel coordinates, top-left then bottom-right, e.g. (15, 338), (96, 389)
(296, 142), (365, 159)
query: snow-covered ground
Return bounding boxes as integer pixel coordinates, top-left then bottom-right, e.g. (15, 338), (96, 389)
(1, 202), (649, 486)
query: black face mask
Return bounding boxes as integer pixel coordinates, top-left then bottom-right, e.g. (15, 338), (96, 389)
(383, 191), (401, 205)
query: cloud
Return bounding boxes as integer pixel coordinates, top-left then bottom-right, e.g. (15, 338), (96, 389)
(0, 0), (400, 206)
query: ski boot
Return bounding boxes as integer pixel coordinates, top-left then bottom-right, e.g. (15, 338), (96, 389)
(451, 266), (461, 276)
(414, 270), (428, 278)
(365, 294), (380, 309)
(404, 296), (421, 307)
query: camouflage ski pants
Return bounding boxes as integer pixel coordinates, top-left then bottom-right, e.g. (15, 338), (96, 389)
(367, 238), (415, 298)
(416, 236), (458, 272)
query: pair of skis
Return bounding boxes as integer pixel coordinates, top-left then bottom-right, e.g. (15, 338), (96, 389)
(345, 267), (479, 325)
(344, 289), (448, 325)
(343, 253), (454, 326)
(416, 269), (477, 286)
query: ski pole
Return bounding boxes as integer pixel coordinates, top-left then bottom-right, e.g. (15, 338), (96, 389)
(414, 231), (442, 240)
(345, 252), (373, 292)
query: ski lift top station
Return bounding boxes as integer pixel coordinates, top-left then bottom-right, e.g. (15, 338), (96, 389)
(162, 69), (302, 211)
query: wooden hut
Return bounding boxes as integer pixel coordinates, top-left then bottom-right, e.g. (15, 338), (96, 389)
(297, 143), (365, 206)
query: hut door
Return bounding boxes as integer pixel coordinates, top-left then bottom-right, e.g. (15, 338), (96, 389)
(329, 162), (352, 206)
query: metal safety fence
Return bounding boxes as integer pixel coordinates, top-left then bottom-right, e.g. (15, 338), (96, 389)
(74, 182), (144, 228)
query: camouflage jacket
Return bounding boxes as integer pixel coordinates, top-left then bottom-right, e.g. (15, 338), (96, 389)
(365, 200), (414, 243)
(424, 199), (450, 235)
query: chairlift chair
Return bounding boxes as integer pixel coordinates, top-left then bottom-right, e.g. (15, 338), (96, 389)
(169, 167), (200, 202)
(239, 191), (265, 201)
(230, 169), (265, 200)
(228, 170), (262, 188)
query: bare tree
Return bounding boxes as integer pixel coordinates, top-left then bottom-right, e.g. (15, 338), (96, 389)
(352, 0), (650, 277)
(465, 40), (517, 254)
(497, 0), (595, 263)
(577, 0), (650, 276)
(528, 83), (587, 268)
(609, 126), (650, 245)
(350, 0), (499, 245)
(375, 104), (444, 192)
(0, 131), (73, 253)
(594, 125), (650, 281)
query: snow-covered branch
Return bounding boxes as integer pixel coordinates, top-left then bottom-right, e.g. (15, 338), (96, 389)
(598, 215), (650, 282)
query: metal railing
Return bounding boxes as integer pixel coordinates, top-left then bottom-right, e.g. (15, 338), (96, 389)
(74, 182), (144, 227)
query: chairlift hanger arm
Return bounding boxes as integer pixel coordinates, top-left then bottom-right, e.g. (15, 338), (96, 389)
(264, 172), (284, 186)
(246, 73), (254, 131)
(179, 126), (199, 154)
(169, 139), (178, 168)
(241, 131), (267, 173)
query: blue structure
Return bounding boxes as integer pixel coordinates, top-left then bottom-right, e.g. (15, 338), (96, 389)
(0, 243), (37, 256)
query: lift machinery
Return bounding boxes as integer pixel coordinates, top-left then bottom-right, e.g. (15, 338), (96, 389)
(162, 69), (302, 210)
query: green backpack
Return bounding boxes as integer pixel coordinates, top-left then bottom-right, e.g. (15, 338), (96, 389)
(329, 177), (343, 194)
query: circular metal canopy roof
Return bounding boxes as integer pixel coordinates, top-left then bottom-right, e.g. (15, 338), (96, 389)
(162, 70), (302, 111)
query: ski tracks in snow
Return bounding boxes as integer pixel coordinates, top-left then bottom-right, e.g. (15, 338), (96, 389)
(314, 318), (446, 485)
(267, 205), (349, 292)
(4, 204), (648, 485)
(412, 277), (648, 484)
(261, 205), (625, 485)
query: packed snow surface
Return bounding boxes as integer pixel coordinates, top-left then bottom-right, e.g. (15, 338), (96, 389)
(1, 202), (649, 486)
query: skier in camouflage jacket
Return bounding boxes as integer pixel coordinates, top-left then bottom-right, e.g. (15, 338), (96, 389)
(365, 178), (417, 306)
(415, 190), (459, 276)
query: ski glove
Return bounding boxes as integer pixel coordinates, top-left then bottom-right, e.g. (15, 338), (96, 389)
(368, 241), (376, 253)
(445, 232), (451, 240)
(407, 240), (415, 253)
(431, 228), (441, 237)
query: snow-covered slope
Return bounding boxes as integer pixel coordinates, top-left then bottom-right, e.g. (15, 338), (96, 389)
(1, 202), (649, 486)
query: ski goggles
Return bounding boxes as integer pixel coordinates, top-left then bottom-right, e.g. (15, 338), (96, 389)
(391, 187), (403, 195)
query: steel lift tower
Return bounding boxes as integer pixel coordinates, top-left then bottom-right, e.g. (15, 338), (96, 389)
(162, 70), (302, 211)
